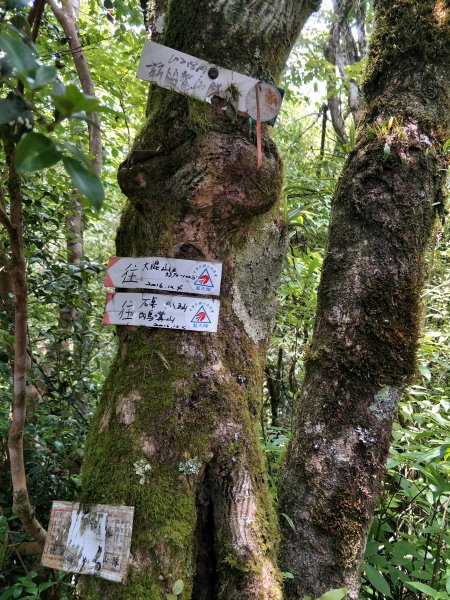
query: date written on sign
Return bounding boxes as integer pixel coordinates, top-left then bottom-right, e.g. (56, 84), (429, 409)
(104, 256), (222, 297)
(103, 292), (220, 333)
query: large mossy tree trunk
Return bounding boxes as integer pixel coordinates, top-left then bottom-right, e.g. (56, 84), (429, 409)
(279, 1), (450, 598)
(80, 1), (319, 598)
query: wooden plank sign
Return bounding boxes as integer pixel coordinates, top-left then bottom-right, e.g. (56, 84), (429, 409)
(137, 40), (263, 115)
(42, 502), (134, 583)
(104, 256), (222, 297)
(103, 292), (220, 332)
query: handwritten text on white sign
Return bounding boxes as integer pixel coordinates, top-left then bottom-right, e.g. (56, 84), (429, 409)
(104, 256), (222, 297)
(103, 292), (220, 332)
(137, 40), (259, 113)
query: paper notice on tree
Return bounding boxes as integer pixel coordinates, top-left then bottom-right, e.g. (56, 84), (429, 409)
(137, 40), (259, 113)
(42, 502), (134, 583)
(104, 256), (222, 296)
(103, 292), (220, 332)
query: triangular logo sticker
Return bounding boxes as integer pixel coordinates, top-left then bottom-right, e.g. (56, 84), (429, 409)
(191, 305), (212, 324)
(194, 268), (214, 289)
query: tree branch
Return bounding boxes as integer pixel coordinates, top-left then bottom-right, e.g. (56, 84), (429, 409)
(2, 135), (46, 546)
(324, 0), (363, 141)
(29, 0), (47, 42)
(48, 0), (102, 173)
(354, 0), (367, 58)
(0, 185), (13, 236)
(0, 205), (13, 237)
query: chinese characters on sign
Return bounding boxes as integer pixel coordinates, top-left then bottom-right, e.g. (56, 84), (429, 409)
(104, 256), (222, 296)
(103, 292), (220, 333)
(137, 40), (260, 113)
(103, 256), (222, 333)
(42, 502), (134, 583)
(136, 41), (284, 169)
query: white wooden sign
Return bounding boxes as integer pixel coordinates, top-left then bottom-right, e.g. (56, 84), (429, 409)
(104, 256), (222, 296)
(103, 292), (220, 332)
(137, 40), (260, 114)
(42, 502), (134, 583)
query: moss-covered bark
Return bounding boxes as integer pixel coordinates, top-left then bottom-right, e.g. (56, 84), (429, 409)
(278, 1), (450, 598)
(80, 1), (320, 598)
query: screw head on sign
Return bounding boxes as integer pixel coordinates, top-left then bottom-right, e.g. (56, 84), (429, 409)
(208, 67), (219, 80)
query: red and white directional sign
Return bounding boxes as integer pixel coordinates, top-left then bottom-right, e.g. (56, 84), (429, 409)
(104, 257), (222, 296)
(103, 292), (220, 333)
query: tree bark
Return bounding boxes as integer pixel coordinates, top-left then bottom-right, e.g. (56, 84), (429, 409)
(80, 1), (320, 598)
(279, 1), (450, 598)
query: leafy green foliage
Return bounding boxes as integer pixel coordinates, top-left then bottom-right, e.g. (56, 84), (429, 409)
(0, 10), (104, 209)
(15, 132), (61, 173)
(62, 155), (104, 209)
(0, 32), (37, 79)
(0, 0), (146, 594)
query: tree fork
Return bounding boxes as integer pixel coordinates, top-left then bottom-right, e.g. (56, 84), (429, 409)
(279, 1), (450, 598)
(80, 1), (320, 598)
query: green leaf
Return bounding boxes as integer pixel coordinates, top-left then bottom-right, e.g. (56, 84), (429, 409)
(54, 440), (64, 451)
(23, 585), (38, 594)
(317, 588), (347, 600)
(70, 112), (101, 127)
(52, 84), (100, 117)
(383, 142), (391, 162)
(0, 33), (37, 79)
(281, 572), (295, 579)
(10, 14), (32, 36)
(0, 94), (27, 125)
(62, 156), (104, 210)
(406, 581), (441, 598)
(281, 512), (296, 532)
(63, 142), (91, 164)
(419, 364), (432, 381)
(12, 586), (23, 599)
(364, 541), (379, 557)
(390, 541), (420, 559)
(364, 564), (392, 598)
(410, 570), (433, 581)
(15, 132), (62, 174)
(30, 65), (57, 89)
(172, 579), (184, 595)
(38, 581), (56, 592)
